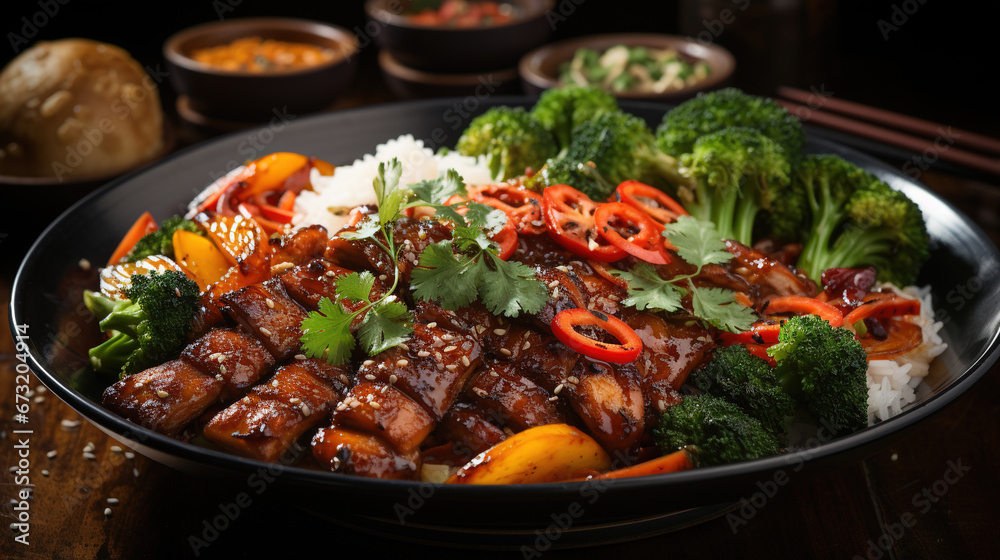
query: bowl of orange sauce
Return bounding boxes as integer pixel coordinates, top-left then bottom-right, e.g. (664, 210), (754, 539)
(164, 18), (359, 122)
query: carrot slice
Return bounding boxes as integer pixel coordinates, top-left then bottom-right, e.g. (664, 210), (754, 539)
(594, 449), (694, 479)
(107, 212), (158, 266)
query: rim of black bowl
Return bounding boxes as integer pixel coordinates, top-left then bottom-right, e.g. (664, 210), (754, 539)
(10, 96), (1000, 500)
(163, 17), (360, 78)
(364, 0), (554, 30)
(519, 32), (736, 99)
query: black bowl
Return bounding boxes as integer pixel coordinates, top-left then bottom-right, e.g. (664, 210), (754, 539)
(163, 17), (360, 122)
(364, 0), (554, 73)
(11, 97), (1000, 545)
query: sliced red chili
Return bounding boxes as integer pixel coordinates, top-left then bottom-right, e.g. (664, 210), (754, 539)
(492, 216), (517, 261)
(614, 180), (688, 225)
(468, 184), (546, 235)
(719, 322), (782, 346)
(594, 202), (671, 265)
(844, 292), (921, 327)
(766, 296), (844, 328)
(551, 308), (642, 363)
(744, 342), (777, 366)
(542, 184), (626, 262)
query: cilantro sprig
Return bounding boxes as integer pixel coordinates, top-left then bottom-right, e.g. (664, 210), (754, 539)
(612, 216), (756, 333)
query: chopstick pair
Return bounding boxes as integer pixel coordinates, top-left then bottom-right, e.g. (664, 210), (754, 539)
(773, 86), (1000, 177)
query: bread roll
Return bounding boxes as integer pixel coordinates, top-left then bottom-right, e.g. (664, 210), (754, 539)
(0, 38), (164, 180)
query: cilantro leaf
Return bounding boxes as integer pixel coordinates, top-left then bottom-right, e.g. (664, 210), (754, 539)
(335, 271), (376, 303)
(339, 215), (381, 241)
(375, 159), (405, 226)
(358, 300), (413, 356)
(300, 298), (357, 366)
(464, 203), (507, 234)
(478, 253), (548, 317)
(687, 282), (757, 333)
(408, 169), (466, 205)
(663, 215), (733, 271)
(612, 263), (685, 313)
(410, 241), (482, 308)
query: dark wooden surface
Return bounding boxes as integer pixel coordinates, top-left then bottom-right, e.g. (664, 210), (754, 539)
(4, 10), (1000, 558)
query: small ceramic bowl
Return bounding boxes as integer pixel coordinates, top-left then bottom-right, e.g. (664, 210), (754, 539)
(377, 50), (520, 99)
(519, 33), (736, 102)
(364, 0), (553, 73)
(164, 18), (359, 122)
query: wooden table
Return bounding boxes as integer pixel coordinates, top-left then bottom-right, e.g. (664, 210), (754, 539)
(3, 63), (1000, 560)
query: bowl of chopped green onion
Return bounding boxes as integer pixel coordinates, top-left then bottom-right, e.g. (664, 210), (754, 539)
(520, 33), (735, 101)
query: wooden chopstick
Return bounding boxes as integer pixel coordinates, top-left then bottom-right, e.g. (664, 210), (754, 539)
(776, 86), (1000, 157)
(774, 98), (1000, 177)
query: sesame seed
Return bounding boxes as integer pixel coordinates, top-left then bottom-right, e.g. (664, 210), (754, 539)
(300, 403), (311, 416)
(156, 390), (169, 399)
(33, 396), (45, 403)
(133, 468), (140, 478)
(443, 345), (457, 353)
(378, 274), (388, 281)
(363, 360), (375, 366)
(380, 385), (388, 394)
(365, 374), (376, 381)
(336, 402), (347, 412)
(134, 382), (143, 388)
(398, 343), (409, 351)
(79, 258), (92, 270)
(657, 399), (667, 412)
(475, 326), (486, 335)
(396, 359), (409, 367)
(493, 328), (507, 336)
(271, 262), (294, 273)
(489, 371), (500, 377)
(47, 450), (57, 459)
(426, 322), (437, 329)
(554, 384), (565, 394)
(272, 379), (279, 387)
(339, 374), (350, 384)
(107, 498), (119, 504)
(547, 280), (560, 288)
(111, 446), (123, 454)
(446, 364), (458, 371)
(461, 356), (471, 367)
(61, 419), (81, 429)
(440, 333), (454, 341)
(418, 230), (427, 240)
(259, 327), (272, 337)
(522, 341), (531, 350)
(265, 298), (275, 309)
(567, 376), (580, 384)
(555, 265), (570, 273)
(370, 402), (381, 410)
(219, 364), (227, 375)
(552, 287), (560, 299)
(208, 352), (221, 361)
(500, 348), (512, 356)
(8, 466), (16, 473)
(41, 470), (49, 477)
(350, 400), (362, 408)
(473, 388), (488, 398)
(104, 508), (113, 517)
(417, 350), (430, 357)
(289, 397), (301, 404)
(548, 396), (559, 402)
(531, 220), (545, 227)
(36, 385), (47, 394)
(325, 270), (337, 277)
(125, 452), (135, 460)
(83, 452), (96, 460)
(83, 442), (95, 453)
(389, 374), (398, 384)
(292, 354), (306, 361)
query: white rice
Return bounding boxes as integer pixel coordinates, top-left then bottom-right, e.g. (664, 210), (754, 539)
(292, 135), (495, 234)
(866, 283), (948, 425)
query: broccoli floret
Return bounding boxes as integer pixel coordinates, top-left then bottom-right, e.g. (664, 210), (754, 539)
(456, 107), (558, 181)
(523, 158), (615, 199)
(654, 394), (782, 466)
(126, 216), (204, 262)
(530, 85), (619, 151)
(656, 88), (805, 158)
(85, 270), (200, 377)
(785, 154), (930, 285)
(561, 111), (690, 192)
(688, 345), (795, 440)
(768, 315), (869, 434)
(678, 127), (791, 244)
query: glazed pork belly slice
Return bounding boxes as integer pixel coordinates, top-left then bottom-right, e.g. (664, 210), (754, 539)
(561, 359), (645, 459)
(464, 361), (569, 433)
(312, 427), (420, 480)
(102, 359), (222, 438)
(325, 217), (451, 286)
(621, 309), (714, 423)
(357, 322), (482, 421)
(279, 258), (388, 314)
(331, 381), (436, 454)
(203, 359), (348, 462)
(180, 329), (275, 403)
(268, 224), (329, 268)
(220, 277), (307, 362)
(432, 401), (508, 460)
